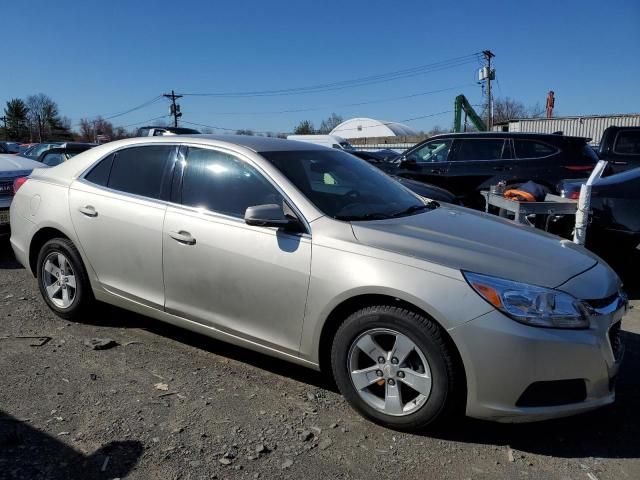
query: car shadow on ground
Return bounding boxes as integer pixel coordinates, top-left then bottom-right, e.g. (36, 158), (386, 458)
(0, 411), (143, 479)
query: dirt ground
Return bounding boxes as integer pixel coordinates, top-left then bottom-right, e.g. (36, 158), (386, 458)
(1, 238), (639, 480)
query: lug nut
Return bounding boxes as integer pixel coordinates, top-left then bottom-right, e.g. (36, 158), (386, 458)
(376, 370), (383, 377)
(397, 371), (405, 378)
(377, 356), (385, 364)
(388, 379), (396, 386)
(391, 357), (399, 364)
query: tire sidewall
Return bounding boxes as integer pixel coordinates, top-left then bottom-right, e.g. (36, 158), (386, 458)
(332, 307), (451, 430)
(36, 239), (88, 317)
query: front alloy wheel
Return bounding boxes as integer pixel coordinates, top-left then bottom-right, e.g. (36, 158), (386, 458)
(331, 305), (460, 431)
(348, 328), (432, 416)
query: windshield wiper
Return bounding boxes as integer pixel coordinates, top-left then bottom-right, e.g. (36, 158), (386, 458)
(389, 202), (439, 218)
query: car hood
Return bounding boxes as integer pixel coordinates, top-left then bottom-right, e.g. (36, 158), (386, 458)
(0, 154), (45, 176)
(351, 204), (599, 289)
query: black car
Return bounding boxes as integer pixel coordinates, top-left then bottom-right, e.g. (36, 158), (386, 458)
(37, 143), (96, 166)
(384, 132), (599, 207)
(597, 126), (640, 173)
(349, 150), (457, 203)
(559, 167), (640, 250)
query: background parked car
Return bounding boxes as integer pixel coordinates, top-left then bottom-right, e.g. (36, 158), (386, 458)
(0, 154), (47, 236)
(386, 132), (599, 207)
(559, 166), (640, 251)
(598, 126), (640, 174)
(349, 150), (457, 203)
(19, 142), (62, 160)
(0, 142), (21, 154)
(136, 126), (201, 136)
(37, 143), (97, 166)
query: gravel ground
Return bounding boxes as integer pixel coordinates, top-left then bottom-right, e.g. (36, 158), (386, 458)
(1, 238), (640, 480)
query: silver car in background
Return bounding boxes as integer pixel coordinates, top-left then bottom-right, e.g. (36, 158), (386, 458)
(9, 136), (626, 430)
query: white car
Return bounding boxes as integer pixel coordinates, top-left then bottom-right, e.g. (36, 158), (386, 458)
(0, 154), (47, 237)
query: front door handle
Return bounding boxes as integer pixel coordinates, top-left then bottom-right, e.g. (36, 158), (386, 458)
(79, 205), (98, 217)
(492, 166), (512, 172)
(430, 168), (445, 174)
(169, 230), (196, 245)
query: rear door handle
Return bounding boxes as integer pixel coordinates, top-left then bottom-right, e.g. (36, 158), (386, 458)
(492, 166), (511, 171)
(79, 205), (98, 217)
(430, 168), (445, 174)
(169, 230), (196, 245)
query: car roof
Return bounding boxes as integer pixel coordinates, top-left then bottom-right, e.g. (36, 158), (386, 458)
(173, 134), (328, 152)
(429, 132), (589, 141)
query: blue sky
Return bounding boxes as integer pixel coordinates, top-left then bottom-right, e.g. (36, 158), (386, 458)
(2, 0), (639, 134)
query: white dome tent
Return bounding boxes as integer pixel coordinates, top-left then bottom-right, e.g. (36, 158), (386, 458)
(330, 117), (418, 139)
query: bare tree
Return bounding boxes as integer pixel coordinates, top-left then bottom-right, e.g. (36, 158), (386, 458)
(318, 113), (343, 134)
(493, 97), (527, 124)
(528, 102), (546, 118)
(26, 93), (60, 142)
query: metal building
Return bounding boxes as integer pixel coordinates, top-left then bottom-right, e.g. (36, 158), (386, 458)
(492, 114), (640, 145)
(330, 117), (418, 139)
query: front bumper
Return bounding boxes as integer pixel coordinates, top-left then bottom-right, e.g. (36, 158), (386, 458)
(449, 294), (626, 423)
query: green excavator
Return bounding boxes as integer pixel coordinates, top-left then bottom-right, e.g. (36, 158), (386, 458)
(453, 94), (486, 133)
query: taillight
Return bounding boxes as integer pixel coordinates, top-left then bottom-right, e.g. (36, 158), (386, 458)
(12, 177), (28, 195)
(564, 165), (593, 172)
(567, 190), (580, 200)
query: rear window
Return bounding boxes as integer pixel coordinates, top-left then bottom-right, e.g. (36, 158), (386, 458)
(454, 139), (505, 161)
(107, 146), (174, 199)
(614, 130), (640, 155)
(514, 140), (557, 159)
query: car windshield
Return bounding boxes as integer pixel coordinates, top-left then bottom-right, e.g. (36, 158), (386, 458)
(262, 149), (436, 221)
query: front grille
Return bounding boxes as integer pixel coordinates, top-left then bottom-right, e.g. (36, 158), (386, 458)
(609, 321), (623, 361)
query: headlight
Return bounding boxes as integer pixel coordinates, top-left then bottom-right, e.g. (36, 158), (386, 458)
(463, 271), (589, 329)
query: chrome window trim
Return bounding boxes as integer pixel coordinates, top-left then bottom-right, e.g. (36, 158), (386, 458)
(613, 129), (640, 156)
(76, 142), (312, 236)
(512, 139), (559, 161)
(177, 143), (311, 235)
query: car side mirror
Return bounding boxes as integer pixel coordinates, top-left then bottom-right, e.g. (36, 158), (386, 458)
(399, 157), (418, 169)
(244, 204), (302, 231)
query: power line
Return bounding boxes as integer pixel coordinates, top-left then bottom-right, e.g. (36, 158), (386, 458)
(120, 114), (171, 128)
(178, 53), (481, 97)
(100, 95), (164, 121)
(191, 84), (476, 116)
(181, 108), (464, 135)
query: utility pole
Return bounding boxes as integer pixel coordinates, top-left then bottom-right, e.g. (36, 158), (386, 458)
(482, 50), (495, 129)
(163, 90), (183, 127)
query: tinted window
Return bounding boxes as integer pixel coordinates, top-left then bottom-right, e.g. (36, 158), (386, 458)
(263, 149), (428, 221)
(85, 154), (115, 186)
(455, 139), (505, 161)
(614, 130), (640, 155)
(406, 139), (452, 163)
(514, 140), (557, 158)
(42, 153), (65, 167)
(181, 147), (283, 218)
(107, 146), (174, 199)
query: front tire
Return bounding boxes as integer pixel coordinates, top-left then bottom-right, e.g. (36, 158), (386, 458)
(331, 305), (461, 431)
(37, 238), (93, 320)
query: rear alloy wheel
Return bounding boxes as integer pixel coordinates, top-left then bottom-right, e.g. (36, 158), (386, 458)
(331, 305), (461, 431)
(37, 238), (93, 320)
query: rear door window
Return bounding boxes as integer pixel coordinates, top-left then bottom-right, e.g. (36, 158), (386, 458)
(514, 140), (557, 159)
(614, 130), (640, 155)
(106, 146), (175, 199)
(181, 147), (283, 218)
(454, 139), (505, 161)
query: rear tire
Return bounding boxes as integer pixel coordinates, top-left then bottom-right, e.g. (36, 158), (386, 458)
(331, 305), (461, 431)
(37, 238), (94, 320)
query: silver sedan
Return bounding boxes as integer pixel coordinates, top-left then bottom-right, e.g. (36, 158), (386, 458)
(9, 135), (626, 430)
